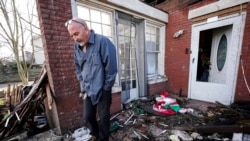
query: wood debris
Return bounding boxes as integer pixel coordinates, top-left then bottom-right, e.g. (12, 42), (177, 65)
(0, 66), (51, 140)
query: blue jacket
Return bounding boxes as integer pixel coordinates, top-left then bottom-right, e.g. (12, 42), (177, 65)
(74, 30), (117, 105)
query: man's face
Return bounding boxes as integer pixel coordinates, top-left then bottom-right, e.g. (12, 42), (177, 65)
(67, 23), (88, 46)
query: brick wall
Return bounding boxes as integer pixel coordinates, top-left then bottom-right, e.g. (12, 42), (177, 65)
(234, 2), (250, 102)
(164, 5), (192, 96)
(148, 81), (168, 96)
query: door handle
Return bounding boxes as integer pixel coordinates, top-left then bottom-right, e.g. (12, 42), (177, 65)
(192, 58), (195, 63)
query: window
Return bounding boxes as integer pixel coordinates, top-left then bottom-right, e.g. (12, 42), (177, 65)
(77, 5), (113, 41)
(217, 34), (227, 71)
(146, 24), (166, 82)
(146, 25), (160, 75)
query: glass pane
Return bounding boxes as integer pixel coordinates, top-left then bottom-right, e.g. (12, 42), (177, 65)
(145, 41), (150, 51)
(77, 6), (90, 21)
(90, 9), (101, 22)
(102, 25), (111, 37)
(151, 27), (156, 34)
(156, 28), (160, 37)
(131, 48), (136, 59)
(118, 24), (124, 35)
(131, 59), (136, 69)
(147, 52), (157, 74)
(124, 59), (130, 69)
(131, 26), (135, 38)
(146, 25), (151, 34)
(146, 34), (150, 41)
(101, 12), (111, 25)
(125, 48), (130, 58)
(86, 21), (90, 28)
(217, 34), (227, 71)
(119, 47), (124, 58)
(124, 25), (130, 36)
(91, 23), (102, 34)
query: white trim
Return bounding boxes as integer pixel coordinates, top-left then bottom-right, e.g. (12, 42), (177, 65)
(112, 86), (122, 93)
(147, 75), (168, 84)
(188, 0), (250, 19)
(106, 0), (168, 23)
(79, 0), (168, 24)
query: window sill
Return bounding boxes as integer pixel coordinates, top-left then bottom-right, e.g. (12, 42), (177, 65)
(112, 86), (122, 93)
(147, 75), (168, 84)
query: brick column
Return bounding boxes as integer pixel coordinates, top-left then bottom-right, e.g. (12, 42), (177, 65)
(36, 0), (84, 134)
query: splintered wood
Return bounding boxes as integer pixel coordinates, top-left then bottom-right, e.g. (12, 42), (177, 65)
(0, 67), (49, 140)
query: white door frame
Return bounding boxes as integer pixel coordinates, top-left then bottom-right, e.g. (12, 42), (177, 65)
(188, 13), (246, 105)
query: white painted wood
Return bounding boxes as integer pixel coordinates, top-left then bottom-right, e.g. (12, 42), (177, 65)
(188, 13), (246, 105)
(106, 0), (168, 23)
(188, 0), (250, 19)
(209, 26), (232, 84)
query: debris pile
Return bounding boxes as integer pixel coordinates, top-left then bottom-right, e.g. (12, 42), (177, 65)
(107, 93), (250, 141)
(0, 67), (50, 140)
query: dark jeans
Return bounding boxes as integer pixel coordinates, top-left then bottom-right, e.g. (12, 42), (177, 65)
(84, 90), (112, 141)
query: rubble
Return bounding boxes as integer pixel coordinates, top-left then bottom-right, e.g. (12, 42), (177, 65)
(106, 94), (250, 141)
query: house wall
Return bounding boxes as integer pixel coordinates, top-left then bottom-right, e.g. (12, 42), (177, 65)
(161, 0), (250, 101)
(36, 0), (121, 134)
(148, 81), (168, 96)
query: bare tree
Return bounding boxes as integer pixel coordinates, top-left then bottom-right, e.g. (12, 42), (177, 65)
(0, 0), (40, 85)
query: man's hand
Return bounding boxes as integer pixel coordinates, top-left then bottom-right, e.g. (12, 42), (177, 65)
(79, 92), (87, 100)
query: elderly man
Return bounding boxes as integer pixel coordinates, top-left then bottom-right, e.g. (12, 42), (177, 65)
(65, 17), (117, 141)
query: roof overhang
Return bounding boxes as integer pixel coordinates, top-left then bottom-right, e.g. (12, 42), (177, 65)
(105, 0), (168, 23)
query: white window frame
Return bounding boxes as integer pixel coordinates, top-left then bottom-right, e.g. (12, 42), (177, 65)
(146, 22), (167, 84)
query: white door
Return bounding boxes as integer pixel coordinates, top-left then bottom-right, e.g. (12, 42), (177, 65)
(118, 16), (139, 103)
(189, 15), (245, 105)
(209, 26), (232, 84)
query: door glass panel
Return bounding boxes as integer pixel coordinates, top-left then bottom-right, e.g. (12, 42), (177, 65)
(118, 22), (137, 90)
(217, 34), (227, 71)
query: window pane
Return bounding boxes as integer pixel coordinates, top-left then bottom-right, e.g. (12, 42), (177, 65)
(102, 25), (111, 37)
(151, 27), (156, 34)
(125, 47), (130, 58)
(151, 35), (156, 43)
(217, 34), (227, 71)
(91, 23), (102, 34)
(147, 52), (157, 74)
(101, 12), (111, 25)
(146, 26), (151, 34)
(77, 6), (90, 21)
(146, 34), (150, 41)
(90, 9), (101, 22)
(131, 26), (136, 38)
(86, 21), (91, 28)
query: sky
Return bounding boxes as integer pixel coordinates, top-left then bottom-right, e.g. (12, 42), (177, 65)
(0, 0), (40, 61)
